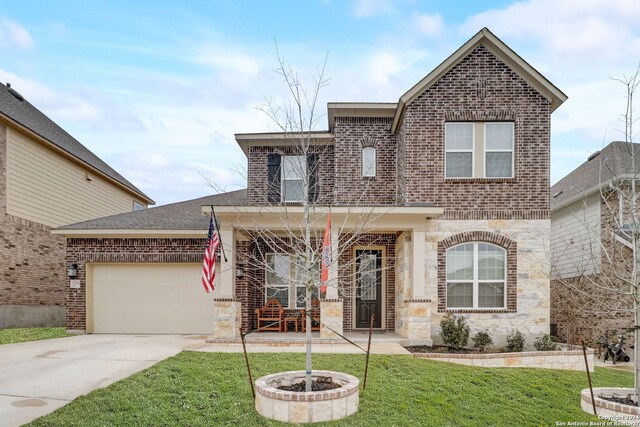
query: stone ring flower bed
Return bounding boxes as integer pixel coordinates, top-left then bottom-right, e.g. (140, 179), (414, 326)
(581, 388), (640, 424)
(255, 370), (359, 423)
(411, 347), (594, 371)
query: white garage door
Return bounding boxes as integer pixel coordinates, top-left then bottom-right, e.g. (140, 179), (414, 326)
(91, 264), (215, 334)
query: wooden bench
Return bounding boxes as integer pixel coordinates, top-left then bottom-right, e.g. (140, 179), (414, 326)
(300, 298), (321, 332)
(255, 298), (284, 332)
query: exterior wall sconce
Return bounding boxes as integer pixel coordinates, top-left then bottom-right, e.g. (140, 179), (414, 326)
(67, 263), (78, 279)
(236, 268), (245, 278)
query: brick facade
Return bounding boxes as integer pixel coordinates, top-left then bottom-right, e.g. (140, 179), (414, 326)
(65, 237), (206, 330)
(247, 145), (334, 205)
(0, 124), (67, 327)
(333, 117), (397, 205)
(551, 193), (636, 346)
(397, 45), (550, 216)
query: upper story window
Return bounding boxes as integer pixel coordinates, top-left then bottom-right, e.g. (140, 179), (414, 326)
(446, 242), (506, 309)
(282, 156), (306, 202)
(445, 122), (514, 178)
(133, 201), (144, 211)
(362, 147), (376, 177)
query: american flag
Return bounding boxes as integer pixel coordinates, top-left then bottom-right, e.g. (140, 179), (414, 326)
(202, 213), (220, 293)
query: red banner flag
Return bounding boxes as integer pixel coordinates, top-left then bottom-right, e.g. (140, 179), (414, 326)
(201, 214), (220, 293)
(320, 214), (331, 292)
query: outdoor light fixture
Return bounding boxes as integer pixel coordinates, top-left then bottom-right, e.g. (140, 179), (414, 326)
(236, 268), (245, 278)
(67, 263), (78, 279)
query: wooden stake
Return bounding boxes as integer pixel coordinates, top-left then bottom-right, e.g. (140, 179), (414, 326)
(363, 314), (374, 390)
(240, 328), (255, 399)
(582, 340), (597, 416)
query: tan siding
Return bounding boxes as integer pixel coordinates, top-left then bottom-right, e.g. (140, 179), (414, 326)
(551, 193), (601, 279)
(6, 128), (144, 227)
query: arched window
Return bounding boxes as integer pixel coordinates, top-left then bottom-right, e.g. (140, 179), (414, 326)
(362, 147), (376, 177)
(446, 242), (506, 309)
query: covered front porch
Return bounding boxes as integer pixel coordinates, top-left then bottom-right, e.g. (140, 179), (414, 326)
(205, 205), (442, 345)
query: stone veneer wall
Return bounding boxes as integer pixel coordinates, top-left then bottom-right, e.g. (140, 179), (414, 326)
(426, 219), (550, 346)
(65, 237), (206, 331)
(415, 348), (593, 372)
(0, 123), (66, 327)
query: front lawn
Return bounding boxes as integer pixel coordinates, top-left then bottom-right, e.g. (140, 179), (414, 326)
(29, 352), (631, 426)
(0, 327), (72, 345)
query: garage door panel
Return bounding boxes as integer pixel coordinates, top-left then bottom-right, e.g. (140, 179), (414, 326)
(92, 264), (215, 334)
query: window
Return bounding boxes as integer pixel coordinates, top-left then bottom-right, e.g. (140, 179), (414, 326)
(266, 253), (319, 309)
(445, 122), (514, 178)
(446, 243), (506, 309)
(282, 155), (306, 202)
(362, 147), (376, 177)
(485, 123), (514, 178)
(445, 123), (474, 178)
(133, 201), (144, 211)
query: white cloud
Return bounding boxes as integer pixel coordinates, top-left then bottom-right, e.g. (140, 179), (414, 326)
(412, 13), (444, 38)
(353, 0), (396, 18)
(195, 50), (263, 76)
(462, 0), (640, 65)
(0, 18), (34, 50)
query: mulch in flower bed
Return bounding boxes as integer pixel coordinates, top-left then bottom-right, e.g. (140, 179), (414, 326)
(598, 394), (638, 407)
(277, 376), (341, 392)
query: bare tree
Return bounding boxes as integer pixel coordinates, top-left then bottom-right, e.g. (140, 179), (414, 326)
(209, 48), (399, 392)
(551, 65), (640, 398)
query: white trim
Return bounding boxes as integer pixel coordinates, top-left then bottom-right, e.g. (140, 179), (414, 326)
(445, 242), (507, 310)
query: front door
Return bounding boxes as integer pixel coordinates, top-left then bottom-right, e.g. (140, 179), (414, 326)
(355, 249), (382, 328)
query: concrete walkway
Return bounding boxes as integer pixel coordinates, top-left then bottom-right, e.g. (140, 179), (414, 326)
(0, 334), (409, 426)
(0, 334), (207, 427)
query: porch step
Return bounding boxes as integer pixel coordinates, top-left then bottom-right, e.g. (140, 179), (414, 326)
(205, 331), (429, 346)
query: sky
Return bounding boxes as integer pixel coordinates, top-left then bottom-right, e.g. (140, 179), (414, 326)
(1, 0), (639, 206)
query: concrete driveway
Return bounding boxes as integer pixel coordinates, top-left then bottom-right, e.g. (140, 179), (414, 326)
(0, 334), (206, 427)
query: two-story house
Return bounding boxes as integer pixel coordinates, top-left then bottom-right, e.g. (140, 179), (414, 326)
(0, 82), (153, 328)
(55, 28), (566, 345)
(550, 141), (639, 345)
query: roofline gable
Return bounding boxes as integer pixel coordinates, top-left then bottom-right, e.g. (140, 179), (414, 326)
(390, 27), (568, 133)
(0, 112), (155, 205)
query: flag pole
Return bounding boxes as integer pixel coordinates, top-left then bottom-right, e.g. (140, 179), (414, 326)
(210, 205), (228, 263)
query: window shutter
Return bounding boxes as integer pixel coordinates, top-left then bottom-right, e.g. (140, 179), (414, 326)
(267, 153), (281, 203)
(307, 153), (319, 203)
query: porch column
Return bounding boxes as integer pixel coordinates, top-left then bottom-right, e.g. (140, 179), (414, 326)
(411, 228), (426, 299)
(212, 226), (241, 339)
(326, 225), (340, 299)
(321, 226), (343, 338)
(402, 228), (432, 345)
(216, 226), (236, 298)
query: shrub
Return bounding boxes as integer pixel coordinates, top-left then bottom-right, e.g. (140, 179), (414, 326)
(472, 331), (493, 352)
(506, 330), (525, 352)
(440, 313), (470, 350)
(533, 334), (557, 351)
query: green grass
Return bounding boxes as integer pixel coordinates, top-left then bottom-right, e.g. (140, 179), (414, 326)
(28, 352), (632, 426)
(0, 327), (72, 345)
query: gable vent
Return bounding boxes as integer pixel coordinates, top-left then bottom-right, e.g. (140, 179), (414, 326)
(6, 83), (24, 102)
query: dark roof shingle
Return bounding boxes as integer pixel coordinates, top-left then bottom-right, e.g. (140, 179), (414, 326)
(0, 82), (152, 203)
(57, 189), (246, 230)
(551, 141), (640, 210)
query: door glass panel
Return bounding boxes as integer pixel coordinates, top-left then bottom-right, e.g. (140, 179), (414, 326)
(358, 253), (377, 301)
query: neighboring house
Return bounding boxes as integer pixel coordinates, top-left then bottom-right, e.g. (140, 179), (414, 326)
(55, 28), (566, 345)
(0, 82), (154, 328)
(550, 141), (639, 345)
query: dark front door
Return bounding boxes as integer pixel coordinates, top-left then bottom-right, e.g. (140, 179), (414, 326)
(355, 249), (382, 328)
